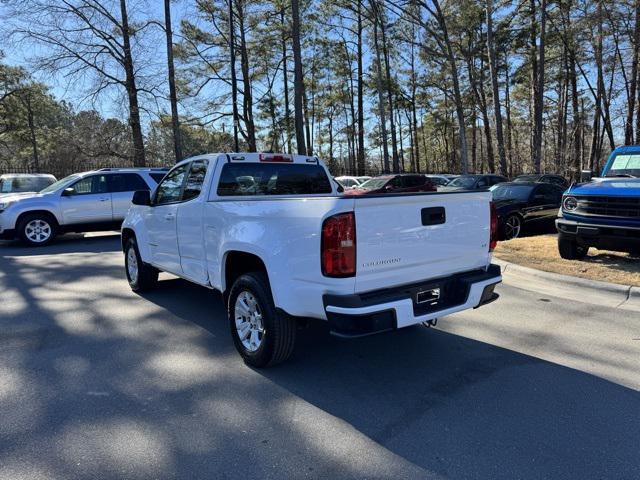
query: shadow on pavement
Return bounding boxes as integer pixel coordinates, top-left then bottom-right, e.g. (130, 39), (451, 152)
(1, 252), (638, 479)
(144, 279), (640, 479)
(0, 232), (121, 256)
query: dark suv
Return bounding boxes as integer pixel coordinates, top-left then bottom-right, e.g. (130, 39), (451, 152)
(513, 174), (569, 189)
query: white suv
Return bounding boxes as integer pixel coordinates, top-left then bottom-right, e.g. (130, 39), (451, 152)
(0, 168), (167, 246)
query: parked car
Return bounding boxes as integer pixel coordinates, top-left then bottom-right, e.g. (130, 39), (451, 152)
(440, 174), (508, 191)
(513, 174), (569, 188)
(490, 182), (565, 240)
(424, 174), (451, 187)
(334, 176), (361, 189)
(345, 174), (436, 195)
(0, 167), (168, 246)
(0, 173), (56, 196)
(121, 152), (501, 367)
(557, 145), (640, 259)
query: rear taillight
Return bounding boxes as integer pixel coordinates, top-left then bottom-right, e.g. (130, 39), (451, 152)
(321, 213), (356, 277)
(490, 202), (498, 251)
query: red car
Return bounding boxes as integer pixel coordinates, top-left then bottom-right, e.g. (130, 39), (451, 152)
(344, 174), (436, 195)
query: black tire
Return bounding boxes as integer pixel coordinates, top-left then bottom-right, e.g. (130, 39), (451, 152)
(500, 213), (522, 240)
(17, 212), (57, 246)
(558, 235), (588, 260)
(228, 272), (296, 368)
(124, 238), (158, 292)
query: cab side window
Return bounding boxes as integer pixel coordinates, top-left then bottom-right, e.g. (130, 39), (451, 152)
(182, 160), (209, 201)
(70, 175), (108, 195)
(155, 164), (189, 205)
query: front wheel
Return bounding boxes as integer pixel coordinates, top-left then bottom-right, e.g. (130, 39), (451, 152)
(558, 235), (588, 260)
(17, 213), (57, 246)
(125, 238), (158, 292)
(228, 272), (296, 367)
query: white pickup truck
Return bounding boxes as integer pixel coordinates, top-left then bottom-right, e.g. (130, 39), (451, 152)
(121, 153), (501, 367)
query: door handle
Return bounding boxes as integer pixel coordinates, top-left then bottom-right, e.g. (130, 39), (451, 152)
(100, 198), (109, 202)
(164, 213), (175, 220)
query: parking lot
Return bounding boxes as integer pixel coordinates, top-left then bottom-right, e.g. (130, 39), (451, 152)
(1, 233), (639, 480)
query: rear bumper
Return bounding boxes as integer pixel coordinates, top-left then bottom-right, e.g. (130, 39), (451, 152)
(322, 264), (502, 337)
(556, 218), (640, 251)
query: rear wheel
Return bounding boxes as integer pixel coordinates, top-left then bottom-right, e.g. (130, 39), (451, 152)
(17, 213), (57, 246)
(228, 272), (296, 367)
(558, 235), (588, 260)
(125, 238), (158, 292)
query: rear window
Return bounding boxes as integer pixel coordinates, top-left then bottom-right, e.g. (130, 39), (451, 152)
(108, 173), (149, 192)
(217, 163), (332, 196)
(0, 176), (55, 193)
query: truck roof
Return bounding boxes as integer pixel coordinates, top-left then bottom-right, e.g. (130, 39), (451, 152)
(221, 152), (320, 164)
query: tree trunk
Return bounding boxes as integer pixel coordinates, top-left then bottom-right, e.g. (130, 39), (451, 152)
(432, 0), (468, 174)
(291, 0), (306, 155)
(377, 4), (400, 173)
(356, 0), (365, 175)
(229, 0), (240, 151)
(280, 7), (292, 154)
(164, 0), (182, 162)
(373, 20), (390, 173)
(236, 1), (256, 152)
(627, 0), (640, 144)
(590, 0), (605, 169)
(505, 58), (514, 177)
(25, 95), (39, 171)
(530, 0), (545, 173)
(120, 0), (145, 166)
(486, 0), (507, 176)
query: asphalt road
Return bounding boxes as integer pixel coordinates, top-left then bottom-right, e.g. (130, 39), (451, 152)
(1, 234), (639, 480)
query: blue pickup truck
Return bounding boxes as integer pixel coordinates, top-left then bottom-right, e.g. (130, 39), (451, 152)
(556, 145), (640, 259)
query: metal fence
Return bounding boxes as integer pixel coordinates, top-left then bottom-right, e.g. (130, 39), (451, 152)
(0, 160), (172, 179)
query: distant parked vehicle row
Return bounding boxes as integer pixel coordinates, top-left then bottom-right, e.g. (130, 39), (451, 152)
(344, 174), (436, 195)
(441, 174), (509, 191)
(0, 173), (57, 197)
(0, 167), (167, 246)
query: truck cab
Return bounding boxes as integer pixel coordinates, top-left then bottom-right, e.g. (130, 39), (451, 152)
(556, 145), (640, 259)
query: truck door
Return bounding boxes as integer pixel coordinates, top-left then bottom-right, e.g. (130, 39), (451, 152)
(145, 163), (189, 274)
(177, 159), (211, 285)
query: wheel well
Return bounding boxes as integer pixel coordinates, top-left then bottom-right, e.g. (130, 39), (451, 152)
(16, 210), (59, 229)
(224, 251), (268, 293)
(121, 228), (135, 252)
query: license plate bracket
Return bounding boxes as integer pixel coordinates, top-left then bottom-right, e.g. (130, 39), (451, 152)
(416, 287), (441, 306)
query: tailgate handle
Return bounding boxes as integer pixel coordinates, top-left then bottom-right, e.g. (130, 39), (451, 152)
(421, 207), (446, 226)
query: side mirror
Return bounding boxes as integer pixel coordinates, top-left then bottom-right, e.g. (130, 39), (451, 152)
(132, 190), (151, 206)
(62, 187), (76, 196)
(580, 170), (593, 182)
(384, 184), (394, 191)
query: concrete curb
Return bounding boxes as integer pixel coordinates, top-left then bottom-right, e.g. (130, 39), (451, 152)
(494, 258), (640, 312)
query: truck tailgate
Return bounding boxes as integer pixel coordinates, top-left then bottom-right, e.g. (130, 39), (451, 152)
(353, 192), (492, 293)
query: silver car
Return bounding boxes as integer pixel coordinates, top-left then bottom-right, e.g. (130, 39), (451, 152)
(0, 168), (167, 246)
